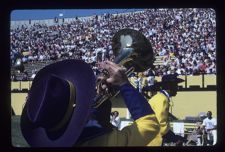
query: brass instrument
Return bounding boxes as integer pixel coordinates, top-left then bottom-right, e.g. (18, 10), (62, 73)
(93, 28), (155, 108)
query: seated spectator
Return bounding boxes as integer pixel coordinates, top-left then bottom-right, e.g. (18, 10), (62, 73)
(30, 71), (37, 80)
(22, 71), (29, 81)
(186, 122), (204, 146)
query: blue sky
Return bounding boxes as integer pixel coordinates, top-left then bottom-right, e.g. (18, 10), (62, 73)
(11, 9), (144, 21)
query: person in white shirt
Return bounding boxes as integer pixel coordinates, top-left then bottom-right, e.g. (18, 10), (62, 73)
(202, 111), (217, 145)
(147, 69), (155, 87)
(110, 111), (121, 129)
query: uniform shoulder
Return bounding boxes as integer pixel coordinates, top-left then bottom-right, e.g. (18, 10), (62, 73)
(149, 92), (168, 102)
(154, 92), (167, 98)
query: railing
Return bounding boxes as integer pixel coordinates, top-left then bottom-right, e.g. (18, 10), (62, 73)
(128, 73), (216, 91)
(170, 122), (197, 137)
(11, 81), (32, 92)
(11, 73), (216, 93)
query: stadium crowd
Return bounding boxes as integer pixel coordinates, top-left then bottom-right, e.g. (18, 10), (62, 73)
(10, 8), (216, 80)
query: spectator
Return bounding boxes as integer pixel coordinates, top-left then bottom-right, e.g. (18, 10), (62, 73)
(110, 111), (121, 129)
(202, 111), (217, 145)
(22, 71), (29, 81)
(30, 69), (37, 80)
(147, 69), (155, 86)
(11, 72), (17, 81)
(10, 9), (216, 77)
(186, 122), (204, 146)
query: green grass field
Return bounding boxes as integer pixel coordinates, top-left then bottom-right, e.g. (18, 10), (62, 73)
(11, 116), (29, 147)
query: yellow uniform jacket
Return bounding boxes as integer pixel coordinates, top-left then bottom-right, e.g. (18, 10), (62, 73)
(147, 91), (170, 145)
(77, 114), (159, 146)
(76, 83), (161, 146)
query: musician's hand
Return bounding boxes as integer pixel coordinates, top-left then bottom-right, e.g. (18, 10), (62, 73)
(98, 61), (129, 86)
(96, 75), (108, 94)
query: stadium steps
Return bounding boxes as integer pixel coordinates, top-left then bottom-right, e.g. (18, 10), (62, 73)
(24, 60), (55, 78)
(12, 58), (67, 79)
(153, 55), (165, 66)
(18, 55), (164, 79)
(153, 55), (176, 66)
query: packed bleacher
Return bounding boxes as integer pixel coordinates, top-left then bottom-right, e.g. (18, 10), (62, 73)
(10, 8), (216, 81)
(11, 10), (217, 147)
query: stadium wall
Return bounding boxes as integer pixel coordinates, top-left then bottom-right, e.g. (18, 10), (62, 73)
(11, 91), (217, 120)
(11, 75), (217, 120)
(171, 91), (216, 119)
(111, 91), (216, 120)
(11, 93), (27, 115)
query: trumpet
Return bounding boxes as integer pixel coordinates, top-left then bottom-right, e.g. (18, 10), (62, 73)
(92, 28), (155, 108)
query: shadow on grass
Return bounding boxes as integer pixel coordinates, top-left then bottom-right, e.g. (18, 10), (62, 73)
(11, 116), (29, 147)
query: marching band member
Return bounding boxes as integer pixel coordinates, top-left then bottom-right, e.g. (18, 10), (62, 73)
(143, 74), (186, 145)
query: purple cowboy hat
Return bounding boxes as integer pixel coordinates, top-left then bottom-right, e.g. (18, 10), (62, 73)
(20, 59), (96, 147)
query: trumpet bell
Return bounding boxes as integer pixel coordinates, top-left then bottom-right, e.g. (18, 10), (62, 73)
(112, 28), (154, 72)
(93, 29), (155, 108)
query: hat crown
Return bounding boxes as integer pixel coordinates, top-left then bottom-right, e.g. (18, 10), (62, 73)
(161, 74), (184, 83)
(162, 74), (177, 82)
(21, 59), (96, 147)
(27, 74), (72, 131)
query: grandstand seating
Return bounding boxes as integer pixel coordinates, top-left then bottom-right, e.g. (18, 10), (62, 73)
(11, 59), (64, 80)
(153, 56), (165, 66)
(23, 61), (54, 77)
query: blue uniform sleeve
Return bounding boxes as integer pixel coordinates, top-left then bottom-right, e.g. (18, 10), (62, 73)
(119, 83), (154, 120)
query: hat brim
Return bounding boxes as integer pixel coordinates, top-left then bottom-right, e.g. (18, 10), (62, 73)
(156, 78), (184, 86)
(142, 85), (160, 91)
(20, 59), (96, 147)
